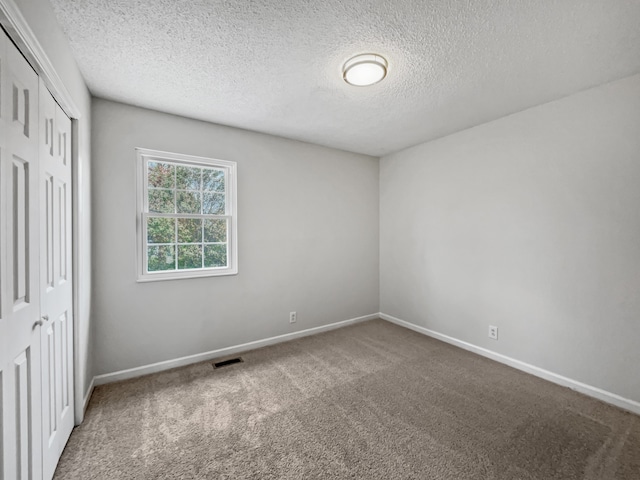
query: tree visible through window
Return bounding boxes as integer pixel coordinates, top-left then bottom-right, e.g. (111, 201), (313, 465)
(136, 149), (237, 281)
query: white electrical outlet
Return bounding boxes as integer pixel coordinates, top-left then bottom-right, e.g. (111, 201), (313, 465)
(289, 311), (297, 324)
(488, 325), (498, 340)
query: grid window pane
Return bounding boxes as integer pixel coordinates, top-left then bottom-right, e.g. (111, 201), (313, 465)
(204, 219), (226, 243)
(203, 168), (225, 192)
(177, 191), (202, 213)
(148, 162), (175, 189)
(147, 217), (175, 244)
(148, 245), (176, 272)
(178, 244), (202, 269)
(176, 165), (202, 190)
(140, 151), (235, 279)
(177, 218), (202, 243)
(204, 244), (227, 268)
(203, 192), (225, 215)
(149, 189), (174, 213)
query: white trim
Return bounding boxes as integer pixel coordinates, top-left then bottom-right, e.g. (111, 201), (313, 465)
(0, 0), (81, 118)
(94, 313), (379, 386)
(71, 119), (84, 425)
(380, 313), (640, 416)
(135, 148), (238, 282)
(82, 377), (95, 414)
(0, 0), (86, 426)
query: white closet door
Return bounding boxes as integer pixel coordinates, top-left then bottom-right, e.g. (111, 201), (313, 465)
(39, 81), (74, 480)
(0, 29), (43, 480)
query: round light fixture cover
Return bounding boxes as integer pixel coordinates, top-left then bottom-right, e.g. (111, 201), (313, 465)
(343, 54), (388, 86)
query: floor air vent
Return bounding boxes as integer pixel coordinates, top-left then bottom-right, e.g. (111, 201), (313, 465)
(213, 357), (244, 369)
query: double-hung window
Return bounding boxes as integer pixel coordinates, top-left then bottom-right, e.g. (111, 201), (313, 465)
(136, 148), (237, 281)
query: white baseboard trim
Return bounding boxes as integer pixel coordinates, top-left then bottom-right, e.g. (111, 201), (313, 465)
(74, 377), (95, 425)
(82, 377), (95, 413)
(380, 313), (640, 416)
(94, 313), (379, 386)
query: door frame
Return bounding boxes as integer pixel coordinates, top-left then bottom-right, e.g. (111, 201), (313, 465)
(0, 0), (85, 425)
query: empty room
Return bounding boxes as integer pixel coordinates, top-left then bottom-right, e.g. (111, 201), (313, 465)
(0, 0), (639, 478)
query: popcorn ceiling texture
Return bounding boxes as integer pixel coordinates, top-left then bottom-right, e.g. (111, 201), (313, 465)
(49, 0), (640, 156)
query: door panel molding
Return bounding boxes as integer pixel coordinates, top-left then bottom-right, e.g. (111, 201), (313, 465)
(0, 0), (85, 430)
(0, 30), (43, 480)
(40, 81), (74, 480)
(1, 20), (76, 480)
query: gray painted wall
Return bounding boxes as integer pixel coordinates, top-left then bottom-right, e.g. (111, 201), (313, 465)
(380, 74), (640, 403)
(16, 0), (94, 407)
(91, 98), (379, 375)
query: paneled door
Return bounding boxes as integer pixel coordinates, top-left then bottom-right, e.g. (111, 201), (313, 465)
(0, 29), (43, 480)
(39, 81), (74, 480)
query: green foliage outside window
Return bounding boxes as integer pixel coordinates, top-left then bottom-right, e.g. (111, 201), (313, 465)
(146, 161), (228, 272)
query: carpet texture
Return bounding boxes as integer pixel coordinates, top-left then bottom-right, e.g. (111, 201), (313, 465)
(55, 320), (640, 479)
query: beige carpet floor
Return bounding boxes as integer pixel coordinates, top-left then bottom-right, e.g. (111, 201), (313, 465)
(55, 319), (640, 479)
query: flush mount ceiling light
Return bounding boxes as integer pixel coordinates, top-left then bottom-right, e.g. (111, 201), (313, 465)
(342, 54), (388, 86)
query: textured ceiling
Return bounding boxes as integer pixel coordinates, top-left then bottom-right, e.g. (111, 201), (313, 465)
(49, 0), (640, 156)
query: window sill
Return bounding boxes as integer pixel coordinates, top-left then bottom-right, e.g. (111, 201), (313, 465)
(136, 267), (238, 283)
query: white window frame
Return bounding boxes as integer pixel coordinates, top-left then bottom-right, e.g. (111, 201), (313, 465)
(135, 148), (238, 282)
